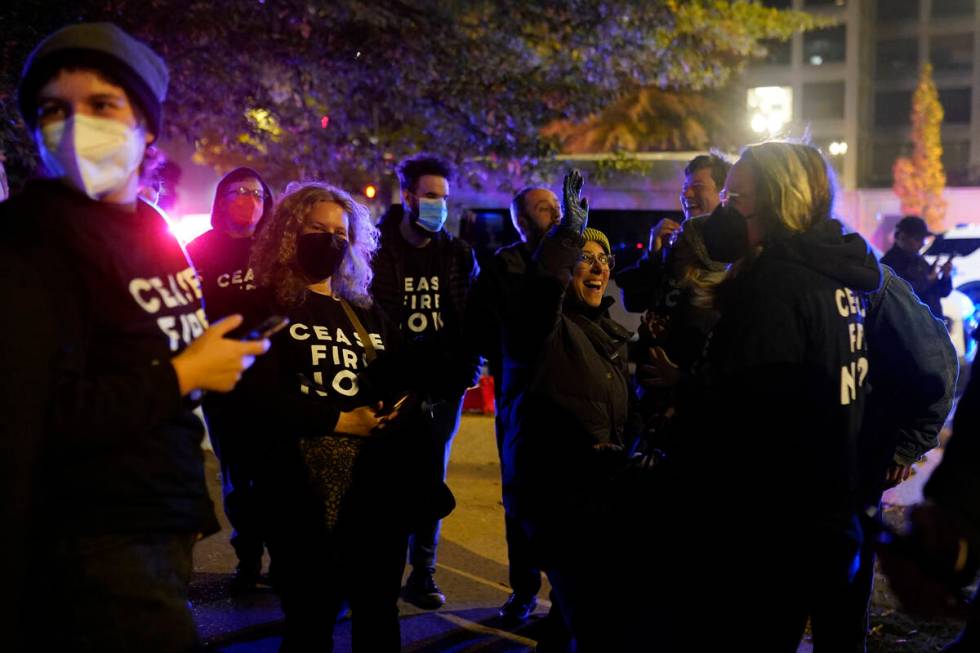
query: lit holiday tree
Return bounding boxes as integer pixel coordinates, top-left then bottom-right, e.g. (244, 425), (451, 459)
(892, 63), (947, 232)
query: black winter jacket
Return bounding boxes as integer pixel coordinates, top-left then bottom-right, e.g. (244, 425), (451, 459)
(499, 227), (638, 522)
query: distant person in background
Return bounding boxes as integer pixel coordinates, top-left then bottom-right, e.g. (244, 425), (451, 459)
(186, 167), (275, 591)
(880, 216), (953, 318)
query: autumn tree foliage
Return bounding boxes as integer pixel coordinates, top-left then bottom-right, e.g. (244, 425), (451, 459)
(3, 0), (820, 191)
(893, 63), (947, 232)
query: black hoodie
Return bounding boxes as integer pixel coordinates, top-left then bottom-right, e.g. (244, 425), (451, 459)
(689, 219), (882, 529)
(186, 167), (273, 322)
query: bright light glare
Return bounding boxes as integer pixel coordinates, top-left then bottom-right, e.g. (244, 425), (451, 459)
(747, 86), (792, 136)
(170, 213), (212, 245)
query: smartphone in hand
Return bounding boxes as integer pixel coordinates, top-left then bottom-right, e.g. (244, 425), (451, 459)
(242, 316), (289, 341)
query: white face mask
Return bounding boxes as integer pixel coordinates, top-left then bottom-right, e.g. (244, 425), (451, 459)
(38, 114), (146, 200)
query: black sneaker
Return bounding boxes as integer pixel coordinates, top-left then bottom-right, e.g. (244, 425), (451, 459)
(498, 592), (538, 624)
(401, 571), (446, 609)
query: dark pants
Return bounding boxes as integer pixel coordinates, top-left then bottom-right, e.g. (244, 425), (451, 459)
(270, 510), (408, 652)
(407, 396), (463, 574)
(495, 413), (542, 597)
(204, 394), (265, 570)
(35, 532), (200, 653)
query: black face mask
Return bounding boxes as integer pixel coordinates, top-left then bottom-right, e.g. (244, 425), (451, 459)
(296, 232), (348, 281)
(701, 202), (750, 264)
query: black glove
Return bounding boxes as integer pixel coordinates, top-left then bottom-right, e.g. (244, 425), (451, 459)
(562, 169), (589, 235)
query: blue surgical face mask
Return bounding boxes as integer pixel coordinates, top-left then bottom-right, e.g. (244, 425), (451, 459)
(415, 197), (448, 233)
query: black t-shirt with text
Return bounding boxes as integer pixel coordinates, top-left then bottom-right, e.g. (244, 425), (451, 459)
(186, 228), (258, 322)
(0, 180), (218, 536)
(400, 243), (449, 343)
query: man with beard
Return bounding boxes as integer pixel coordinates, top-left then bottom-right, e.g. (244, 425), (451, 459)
(465, 185), (561, 623)
(186, 168), (275, 591)
(371, 154), (479, 609)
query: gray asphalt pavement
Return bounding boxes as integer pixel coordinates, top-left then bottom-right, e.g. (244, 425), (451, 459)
(191, 413), (554, 652)
(190, 413), (942, 652)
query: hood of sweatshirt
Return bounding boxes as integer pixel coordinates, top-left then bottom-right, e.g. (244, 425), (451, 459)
(766, 219), (882, 293)
(210, 166), (274, 233)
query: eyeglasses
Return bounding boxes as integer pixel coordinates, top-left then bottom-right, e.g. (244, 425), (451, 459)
(578, 252), (615, 270)
(226, 186), (264, 200)
(719, 189), (742, 206)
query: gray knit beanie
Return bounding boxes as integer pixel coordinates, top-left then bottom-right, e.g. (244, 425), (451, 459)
(18, 23), (169, 141)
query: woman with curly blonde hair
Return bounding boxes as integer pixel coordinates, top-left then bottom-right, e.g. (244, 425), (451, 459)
(251, 181), (378, 310)
(245, 181), (419, 652)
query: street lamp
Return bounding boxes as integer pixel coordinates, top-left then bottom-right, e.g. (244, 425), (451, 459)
(747, 86), (793, 137)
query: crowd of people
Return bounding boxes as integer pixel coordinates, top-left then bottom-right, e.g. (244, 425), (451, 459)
(3, 21), (979, 653)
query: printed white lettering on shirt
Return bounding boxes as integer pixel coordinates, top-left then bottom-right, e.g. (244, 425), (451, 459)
(295, 321), (384, 398)
(837, 287), (869, 405)
(403, 275), (442, 334)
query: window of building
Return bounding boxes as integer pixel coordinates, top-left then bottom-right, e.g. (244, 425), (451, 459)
(760, 0), (792, 7)
(875, 91), (913, 126)
(757, 38), (792, 65)
(804, 26), (846, 66)
(805, 0), (846, 6)
(871, 142), (907, 186)
(932, 0), (974, 19)
(931, 33), (974, 75)
(877, 0), (919, 22)
(943, 140), (971, 185)
(802, 82), (846, 120)
(876, 37), (919, 80)
(939, 87), (972, 123)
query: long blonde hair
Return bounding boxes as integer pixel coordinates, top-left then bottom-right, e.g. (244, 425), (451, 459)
(251, 181), (379, 309)
(740, 141), (836, 240)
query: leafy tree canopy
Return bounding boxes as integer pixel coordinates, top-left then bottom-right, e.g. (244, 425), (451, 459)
(2, 0), (823, 191)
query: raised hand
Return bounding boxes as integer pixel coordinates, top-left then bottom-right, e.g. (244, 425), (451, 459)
(562, 169), (589, 235)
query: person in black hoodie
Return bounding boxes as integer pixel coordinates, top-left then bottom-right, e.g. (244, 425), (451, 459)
(370, 154), (479, 609)
(667, 141), (883, 651)
(186, 167), (275, 590)
(1, 23), (268, 652)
